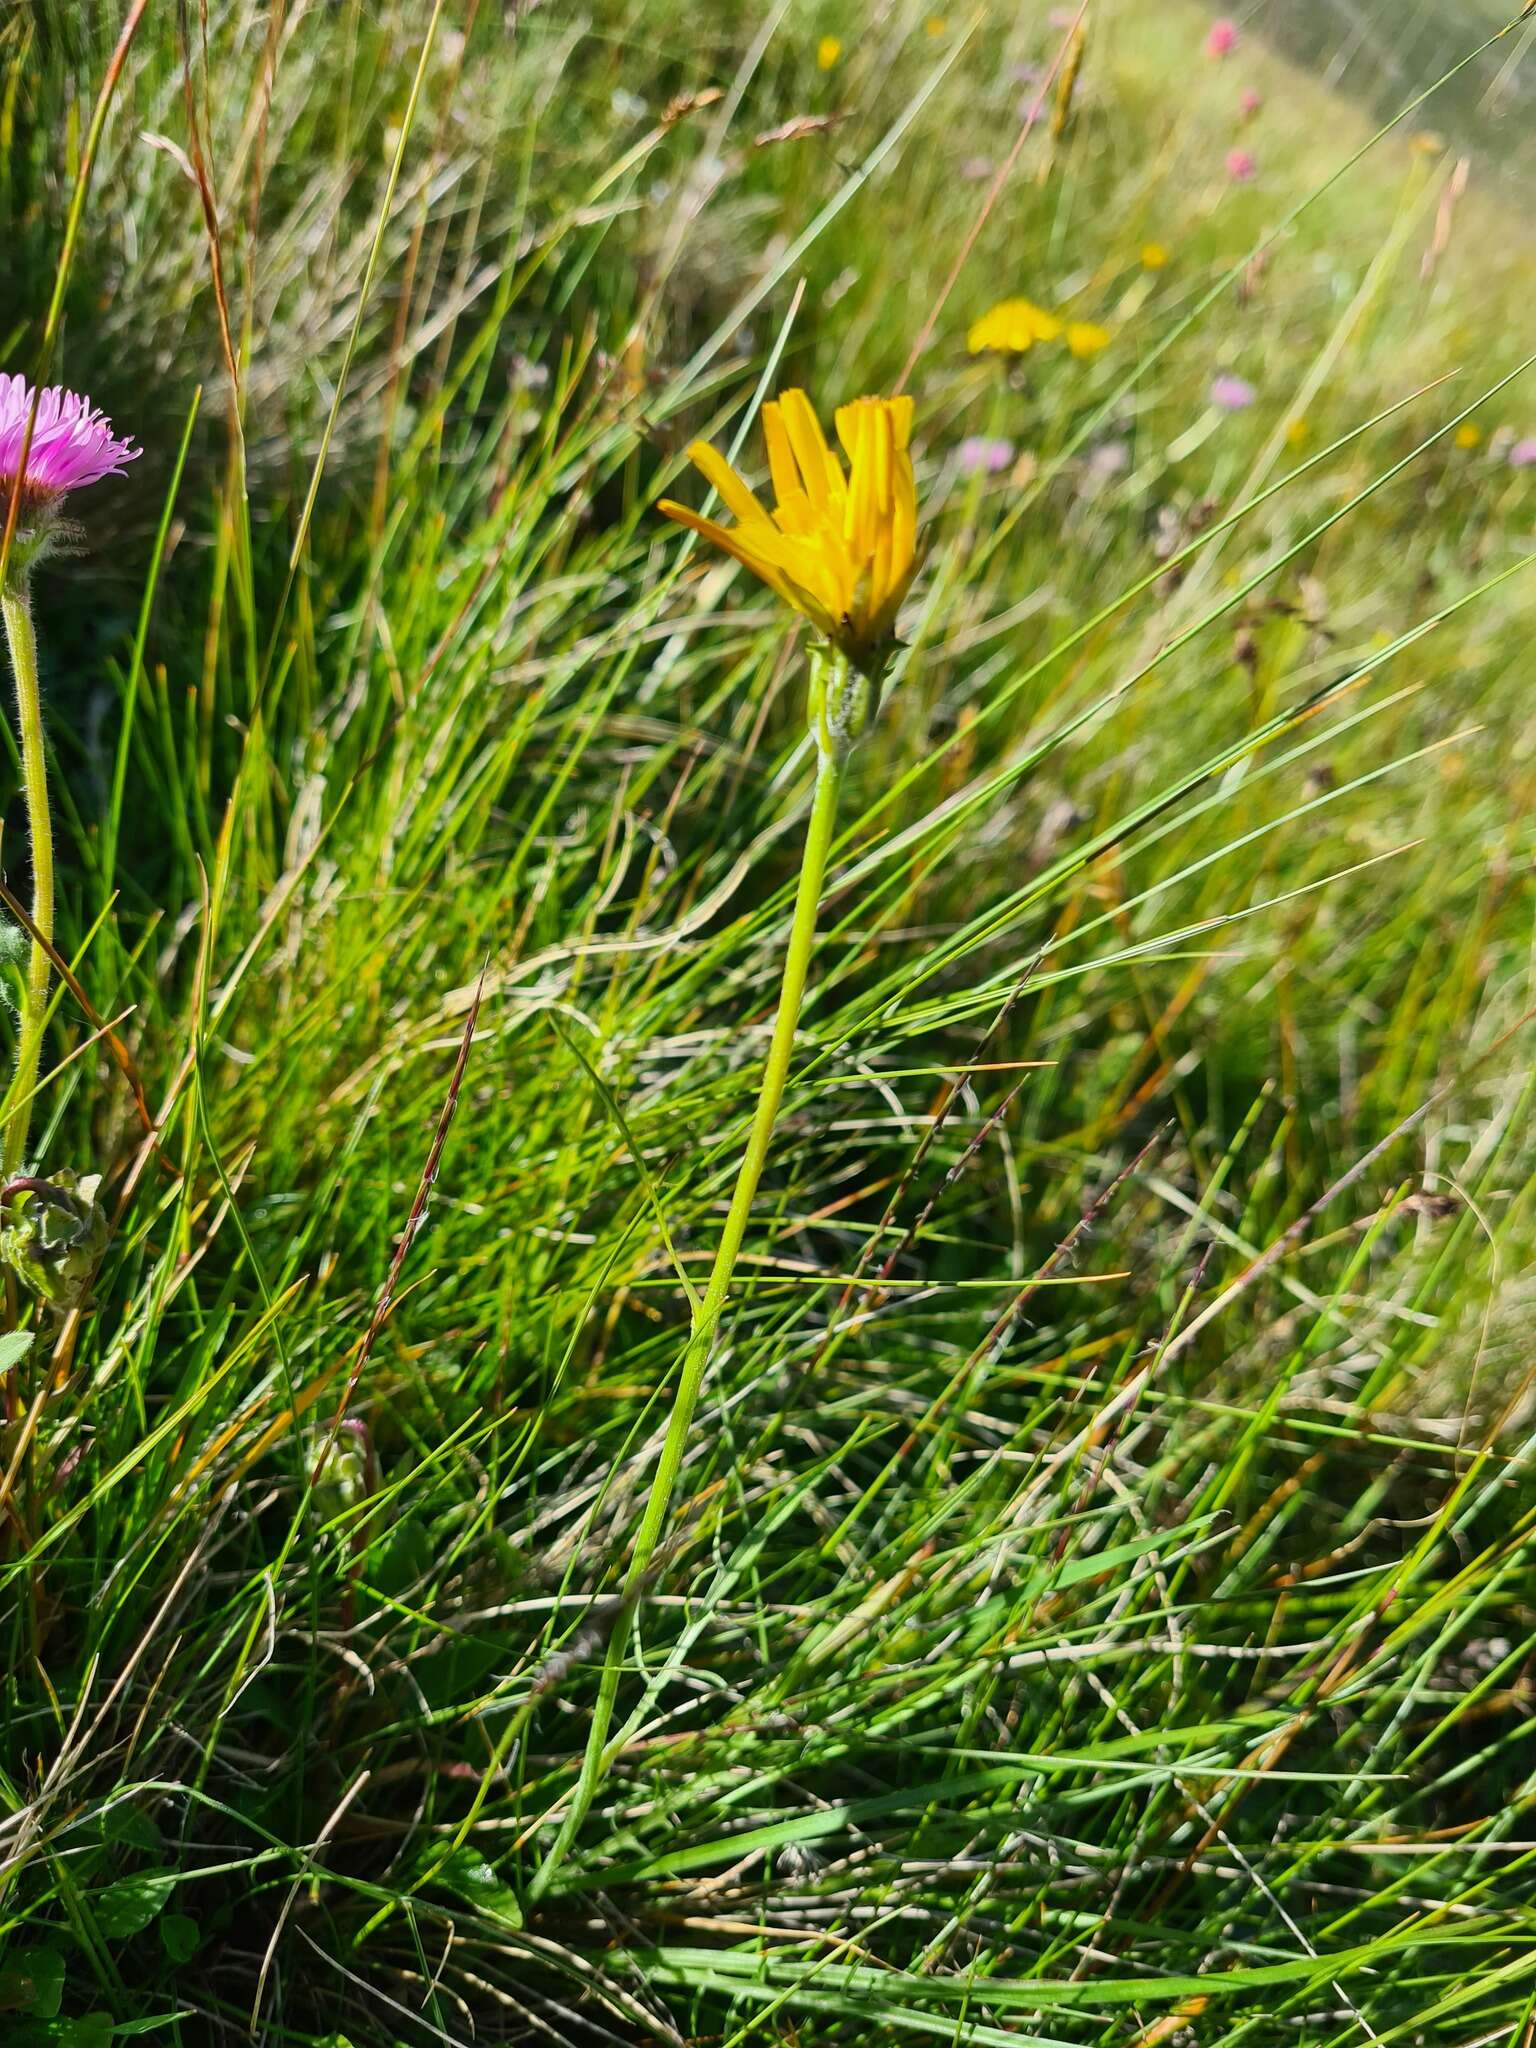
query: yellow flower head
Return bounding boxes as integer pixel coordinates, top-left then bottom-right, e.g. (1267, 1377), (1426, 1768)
(659, 391), (920, 675)
(817, 34), (842, 69)
(1064, 320), (1110, 358)
(924, 14), (948, 33)
(967, 297), (1061, 356)
(1140, 241), (1170, 269)
(1454, 421), (1482, 450)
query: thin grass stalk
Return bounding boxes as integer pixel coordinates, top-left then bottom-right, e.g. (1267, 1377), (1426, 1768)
(1, 576), (52, 1176)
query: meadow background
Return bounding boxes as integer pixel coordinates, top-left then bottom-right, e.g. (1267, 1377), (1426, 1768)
(2, 0), (1536, 2042)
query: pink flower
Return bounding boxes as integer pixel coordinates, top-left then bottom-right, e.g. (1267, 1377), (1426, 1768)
(0, 373), (139, 505)
(1225, 147), (1258, 182)
(1206, 18), (1237, 57)
(1509, 437), (1536, 468)
(1211, 374), (1256, 411)
(1087, 439), (1131, 478)
(961, 156), (995, 181)
(957, 435), (1015, 476)
(1239, 87), (1262, 117)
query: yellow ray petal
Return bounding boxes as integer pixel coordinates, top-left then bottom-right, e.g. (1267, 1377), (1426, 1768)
(685, 439), (771, 528)
(778, 389), (841, 509)
(874, 405), (893, 514)
(832, 396), (865, 469)
(890, 455), (917, 587)
(836, 400), (877, 561)
(657, 499), (798, 608)
(768, 485), (821, 539)
(761, 403), (802, 509)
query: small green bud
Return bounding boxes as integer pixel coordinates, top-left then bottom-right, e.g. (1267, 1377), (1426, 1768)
(808, 645), (880, 759)
(303, 1417), (374, 1520)
(0, 1170), (111, 1311)
(0, 921), (24, 1019)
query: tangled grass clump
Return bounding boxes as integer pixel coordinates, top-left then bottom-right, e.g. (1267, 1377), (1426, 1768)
(0, 3), (1535, 2044)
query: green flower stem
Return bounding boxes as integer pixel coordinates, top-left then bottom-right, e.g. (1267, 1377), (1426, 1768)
(528, 650), (855, 1902)
(1, 576), (53, 1179)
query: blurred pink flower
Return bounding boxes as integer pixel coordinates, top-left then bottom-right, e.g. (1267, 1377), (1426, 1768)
(1211, 374), (1256, 411)
(1226, 147), (1258, 182)
(962, 157), (995, 180)
(0, 373), (138, 504)
(1509, 437), (1536, 468)
(1087, 440), (1131, 478)
(1206, 18), (1238, 57)
(1239, 87), (1262, 117)
(957, 435), (1016, 476)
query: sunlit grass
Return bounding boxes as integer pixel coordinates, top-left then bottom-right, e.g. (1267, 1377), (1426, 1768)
(0, 2), (1533, 2043)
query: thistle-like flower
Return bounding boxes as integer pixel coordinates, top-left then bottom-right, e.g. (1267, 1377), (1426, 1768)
(658, 390), (919, 681)
(0, 373), (139, 554)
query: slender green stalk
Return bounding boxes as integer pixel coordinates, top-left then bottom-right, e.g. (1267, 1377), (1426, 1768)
(528, 650), (859, 1901)
(1, 576), (52, 1177)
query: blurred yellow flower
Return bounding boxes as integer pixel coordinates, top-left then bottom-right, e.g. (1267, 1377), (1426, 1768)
(1140, 241), (1170, 269)
(1455, 422), (1482, 450)
(967, 297), (1061, 354)
(659, 391), (920, 672)
(1065, 321), (1110, 358)
(1285, 417), (1309, 447)
(925, 14), (948, 32)
(817, 34), (842, 69)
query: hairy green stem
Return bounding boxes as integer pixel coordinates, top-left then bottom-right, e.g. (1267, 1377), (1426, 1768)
(529, 652), (858, 1900)
(1, 578), (52, 1178)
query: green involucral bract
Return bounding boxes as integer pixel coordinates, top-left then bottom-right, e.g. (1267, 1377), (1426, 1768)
(0, 1169), (111, 1310)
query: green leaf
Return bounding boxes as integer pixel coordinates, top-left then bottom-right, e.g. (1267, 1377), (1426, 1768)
(92, 1871), (175, 1940)
(412, 1845), (523, 1929)
(101, 1808), (162, 1855)
(0, 1330), (35, 1375)
(0, 1949), (64, 2017)
(1050, 1517), (1220, 1590)
(12, 2019), (113, 2048)
(159, 1914), (199, 1963)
